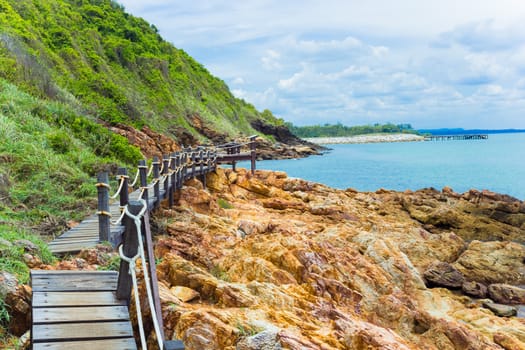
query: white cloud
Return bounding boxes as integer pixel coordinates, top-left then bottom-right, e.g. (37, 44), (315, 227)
(231, 89), (246, 99)
(232, 77), (245, 85)
(476, 84), (504, 96)
(371, 46), (389, 57)
(261, 50), (282, 71)
(291, 36), (362, 53)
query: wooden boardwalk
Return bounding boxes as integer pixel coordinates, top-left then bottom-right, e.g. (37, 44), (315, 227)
(31, 270), (136, 350)
(48, 187), (143, 254)
(31, 139), (257, 349)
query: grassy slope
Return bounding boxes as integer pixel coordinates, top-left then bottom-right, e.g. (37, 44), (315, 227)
(0, 0), (284, 141)
(0, 79), (141, 333)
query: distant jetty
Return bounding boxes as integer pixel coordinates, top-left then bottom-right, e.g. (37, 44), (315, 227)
(424, 134), (489, 141)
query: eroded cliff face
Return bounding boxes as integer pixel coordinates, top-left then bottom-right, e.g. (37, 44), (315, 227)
(146, 168), (525, 349)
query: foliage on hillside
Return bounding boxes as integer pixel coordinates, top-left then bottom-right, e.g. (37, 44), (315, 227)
(0, 0), (283, 142)
(0, 79), (141, 306)
(288, 122), (419, 138)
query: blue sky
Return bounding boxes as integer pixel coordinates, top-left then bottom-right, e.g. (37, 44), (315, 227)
(117, 0), (525, 129)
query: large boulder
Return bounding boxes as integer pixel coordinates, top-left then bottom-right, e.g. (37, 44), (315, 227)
(461, 281), (488, 298)
(488, 284), (525, 305)
(453, 241), (525, 285)
(424, 261), (465, 288)
(0, 272), (32, 336)
(482, 300), (517, 317)
(236, 330), (282, 350)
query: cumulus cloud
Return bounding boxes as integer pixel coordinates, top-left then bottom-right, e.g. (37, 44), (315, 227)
(291, 36), (362, 53)
(232, 77), (245, 85)
(438, 19), (525, 52)
(261, 50), (282, 71)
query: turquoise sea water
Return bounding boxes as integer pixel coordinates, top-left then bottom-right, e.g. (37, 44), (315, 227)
(240, 133), (525, 200)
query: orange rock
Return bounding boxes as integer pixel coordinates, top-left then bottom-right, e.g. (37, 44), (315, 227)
(453, 241), (525, 285)
(170, 286), (200, 302)
(146, 168), (525, 349)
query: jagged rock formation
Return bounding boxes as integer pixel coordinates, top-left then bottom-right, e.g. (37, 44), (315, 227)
(142, 168), (525, 349)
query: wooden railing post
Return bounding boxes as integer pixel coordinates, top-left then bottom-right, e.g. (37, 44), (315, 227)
(213, 150), (217, 171)
(176, 153), (182, 189)
(250, 135), (257, 175)
(200, 149), (207, 187)
(139, 159), (149, 207)
(162, 155), (169, 201)
(191, 149), (196, 179)
(182, 149), (188, 183)
(200, 148), (205, 176)
(117, 167), (129, 209)
(153, 156), (160, 210)
(169, 153), (176, 206)
(97, 172), (110, 242)
(116, 201), (142, 302)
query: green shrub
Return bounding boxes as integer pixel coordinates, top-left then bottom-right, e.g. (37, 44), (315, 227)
(217, 198), (233, 209)
(46, 129), (73, 154)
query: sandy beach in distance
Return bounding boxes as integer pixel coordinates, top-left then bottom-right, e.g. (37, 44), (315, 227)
(304, 133), (425, 144)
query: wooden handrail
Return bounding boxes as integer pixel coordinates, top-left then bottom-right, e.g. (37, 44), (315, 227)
(95, 138), (258, 349)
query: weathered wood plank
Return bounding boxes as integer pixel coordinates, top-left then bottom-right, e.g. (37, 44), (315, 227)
(31, 271), (118, 292)
(48, 242), (101, 254)
(32, 321), (133, 341)
(57, 226), (123, 238)
(33, 306), (129, 323)
(49, 237), (100, 244)
(48, 240), (100, 247)
(32, 338), (137, 350)
(32, 291), (125, 307)
(53, 231), (98, 236)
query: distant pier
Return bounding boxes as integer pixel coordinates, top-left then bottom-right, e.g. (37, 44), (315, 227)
(424, 134), (488, 141)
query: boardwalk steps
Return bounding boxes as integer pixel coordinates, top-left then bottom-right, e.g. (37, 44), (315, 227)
(31, 270), (136, 350)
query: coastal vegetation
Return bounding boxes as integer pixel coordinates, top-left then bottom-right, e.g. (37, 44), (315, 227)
(0, 0), (285, 142)
(287, 122), (418, 138)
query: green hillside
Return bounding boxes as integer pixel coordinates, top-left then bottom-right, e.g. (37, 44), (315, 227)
(0, 0), (283, 141)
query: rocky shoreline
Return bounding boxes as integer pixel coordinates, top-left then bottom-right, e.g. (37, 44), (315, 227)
(3, 168), (525, 349)
(109, 122), (325, 161)
(305, 133), (425, 144)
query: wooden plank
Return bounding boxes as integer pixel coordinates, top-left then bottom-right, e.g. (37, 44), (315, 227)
(48, 240), (100, 248)
(31, 271), (118, 292)
(31, 270), (118, 277)
(48, 242), (101, 253)
(33, 292), (125, 307)
(48, 245), (99, 254)
(48, 236), (99, 243)
(33, 306), (129, 323)
(32, 321), (133, 341)
(57, 229), (99, 235)
(33, 338), (137, 350)
(216, 153), (252, 162)
(49, 238), (100, 245)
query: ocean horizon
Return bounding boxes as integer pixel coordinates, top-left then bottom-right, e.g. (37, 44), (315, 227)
(240, 132), (525, 200)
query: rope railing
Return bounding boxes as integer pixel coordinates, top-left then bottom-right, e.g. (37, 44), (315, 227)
(95, 137), (256, 349)
(96, 139), (254, 242)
